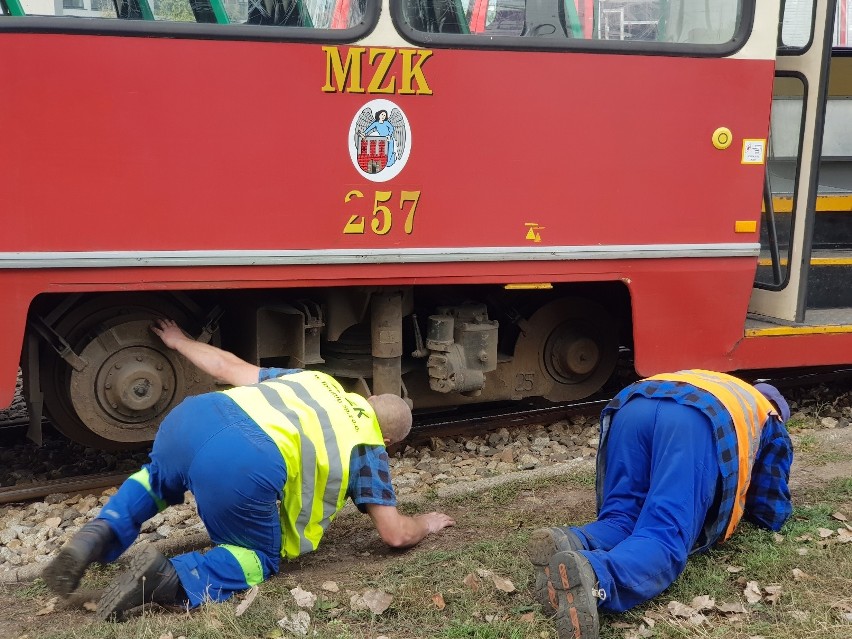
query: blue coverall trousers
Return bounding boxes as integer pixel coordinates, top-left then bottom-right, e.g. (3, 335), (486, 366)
(95, 394), (286, 607)
(569, 396), (719, 612)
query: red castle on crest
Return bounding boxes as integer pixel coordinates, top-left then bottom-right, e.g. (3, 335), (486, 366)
(357, 136), (388, 174)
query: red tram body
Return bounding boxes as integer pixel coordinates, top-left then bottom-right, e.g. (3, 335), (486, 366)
(1, 0), (851, 449)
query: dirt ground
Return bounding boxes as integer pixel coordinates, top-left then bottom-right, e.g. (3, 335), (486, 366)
(2, 426), (851, 639)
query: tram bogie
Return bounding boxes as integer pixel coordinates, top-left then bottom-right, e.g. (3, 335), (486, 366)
(21, 285), (628, 448)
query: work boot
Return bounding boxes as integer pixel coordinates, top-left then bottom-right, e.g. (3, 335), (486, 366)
(43, 519), (116, 597)
(547, 550), (601, 639)
(528, 527), (584, 614)
(97, 546), (184, 622)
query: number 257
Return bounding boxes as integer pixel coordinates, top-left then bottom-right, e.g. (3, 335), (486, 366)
(343, 190), (421, 235)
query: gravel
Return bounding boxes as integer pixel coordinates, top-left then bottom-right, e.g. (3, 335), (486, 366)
(2, 376), (851, 582)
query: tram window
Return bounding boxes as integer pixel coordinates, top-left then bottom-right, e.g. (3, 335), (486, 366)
(2, 0), (370, 28)
(779, 0), (814, 49)
(833, 1), (850, 47)
(401, 0), (744, 45)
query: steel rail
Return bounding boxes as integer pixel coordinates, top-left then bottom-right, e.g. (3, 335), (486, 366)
(0, 472), (131, 505)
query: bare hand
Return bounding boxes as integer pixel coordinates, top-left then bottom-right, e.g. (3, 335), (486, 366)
(418, 512), (455, 534)
(151, 318), (189, 350)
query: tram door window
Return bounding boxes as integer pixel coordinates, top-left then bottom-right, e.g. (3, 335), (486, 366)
(780, 0), (815, 48)
(757, 76), (806, 289)
(401, 0), (743, 45)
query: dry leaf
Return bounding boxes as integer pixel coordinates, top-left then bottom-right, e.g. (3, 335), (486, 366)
(320, 581), (339, 592)
(350, 593), (366, 611)
(792, 568), (809, 581)
(832, 512), (848, 522)
(791, 610), (810, 621)
(235, 586), (259, 617)
(611, 622), (635, 629)
(642, 616), (656, 628)
(837, 528), (852, 543)
(744, 581), (762, 604)
(794, 534), (813, 542)
(476, 568), (493, 579)
(725, 565), (744, 573)
(519, 612), (535, 623)
(773, 533), (785, 544)
(840, 612), (852, 623)
(83, 601), (98, 612)
(432, 593), (446, 610)
(491, 573), (516, 593)
(277, 611), (310, 636)
(688, 613), (708, 626)
(763, 585), (782, 605)
(35, 598), (57, 616)
(796, 547), (809, 556)
(690, 595), (715, 611)
(638, 624), (654, 638)
(818, 527), (835, 538)
(463, 573), (481, 592)
(290, 586), (317, 609)
(717, 602), (748, 614)
(362, 589), (393, 615)
(158, 634), (173, 639)
(667, 600), (696, 618)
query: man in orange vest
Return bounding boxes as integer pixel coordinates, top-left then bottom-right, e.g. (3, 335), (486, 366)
(528, 370), (793, 639)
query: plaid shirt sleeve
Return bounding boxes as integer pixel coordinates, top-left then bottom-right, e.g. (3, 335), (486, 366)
(743, 416), (794, 531)
(347, 444), (397, 513)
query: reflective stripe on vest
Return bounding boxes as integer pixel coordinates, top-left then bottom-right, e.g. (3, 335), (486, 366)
(222, 371), (384, 558)
(646, 370), (773, 540)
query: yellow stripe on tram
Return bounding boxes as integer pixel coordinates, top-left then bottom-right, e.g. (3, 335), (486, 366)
(746, 324), (852, 337)
(758, 257), (852, 266)
(765, 194), (852, 213)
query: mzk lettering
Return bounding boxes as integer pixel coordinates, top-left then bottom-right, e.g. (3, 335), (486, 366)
(322, 46), (433, 95)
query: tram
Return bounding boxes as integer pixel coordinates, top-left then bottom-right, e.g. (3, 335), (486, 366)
(0, 0), (850, 450)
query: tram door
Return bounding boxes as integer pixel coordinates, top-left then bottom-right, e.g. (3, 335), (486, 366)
(749, 0), (837, 323)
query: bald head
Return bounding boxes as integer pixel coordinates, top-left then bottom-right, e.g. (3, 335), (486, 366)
(368, 394), (413, 444)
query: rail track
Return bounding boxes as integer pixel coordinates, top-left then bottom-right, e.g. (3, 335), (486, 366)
(0, 398), (611, 505)
(0, 472), (131, 505)
(2, 365), (851, 505)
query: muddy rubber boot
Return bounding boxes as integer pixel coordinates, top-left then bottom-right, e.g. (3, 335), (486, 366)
(97, 546), (183, 622)
(527, 527), (584, 614)
(547, 550), (601, 639)
(43, 519), (116, 597)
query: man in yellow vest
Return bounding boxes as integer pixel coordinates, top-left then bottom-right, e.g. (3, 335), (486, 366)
(528, 370), (793, 639)
(44, 319), (454, 621)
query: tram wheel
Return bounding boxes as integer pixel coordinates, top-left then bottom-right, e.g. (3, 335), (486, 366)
(38, 294), (211, 450)
(512, 297), (618, 402)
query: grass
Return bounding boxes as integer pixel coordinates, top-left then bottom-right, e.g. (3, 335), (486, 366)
(604, 478), (852, 639)
(9, 478), (852, 639)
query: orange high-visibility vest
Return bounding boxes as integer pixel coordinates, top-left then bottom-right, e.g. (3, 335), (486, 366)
(644, 370), (774, 539)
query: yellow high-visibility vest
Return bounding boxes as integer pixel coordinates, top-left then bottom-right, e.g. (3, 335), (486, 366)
(646, 370), (773, 539)
(223, 371), (385, 558)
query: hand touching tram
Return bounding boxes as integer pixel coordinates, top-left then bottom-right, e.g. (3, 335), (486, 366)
(150, 318), (189, 349)
(150, 318), (260, 387)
